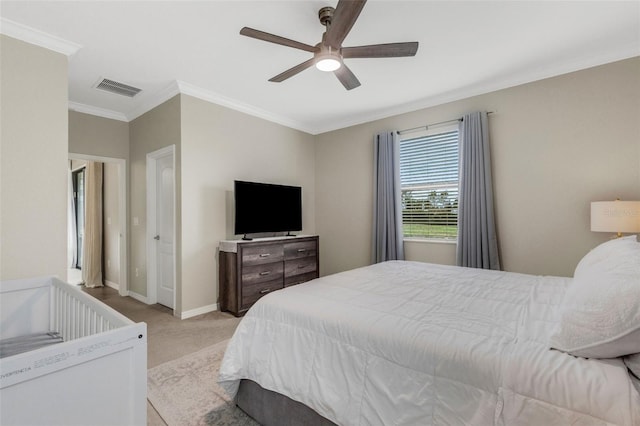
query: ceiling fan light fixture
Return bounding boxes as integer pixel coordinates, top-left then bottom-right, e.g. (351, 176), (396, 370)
(316, 57), (341, 72)
(315, 47), (342, 72)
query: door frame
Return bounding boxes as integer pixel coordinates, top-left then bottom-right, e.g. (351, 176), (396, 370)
(146, 145), (176, 311)
(68, 153), (128, 296)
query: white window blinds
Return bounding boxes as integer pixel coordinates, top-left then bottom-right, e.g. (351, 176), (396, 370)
(399, 129), (459, 240)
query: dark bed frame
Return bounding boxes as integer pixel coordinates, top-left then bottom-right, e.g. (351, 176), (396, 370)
(236, 379), (338, 426)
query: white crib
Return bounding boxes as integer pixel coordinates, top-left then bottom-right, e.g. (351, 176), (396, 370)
(0, 276), (147, 426)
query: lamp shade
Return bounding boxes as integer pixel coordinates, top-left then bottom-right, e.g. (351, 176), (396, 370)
(591, 201), (640, 233)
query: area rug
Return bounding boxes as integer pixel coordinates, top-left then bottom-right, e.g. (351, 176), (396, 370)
(147, 339), (258, 426)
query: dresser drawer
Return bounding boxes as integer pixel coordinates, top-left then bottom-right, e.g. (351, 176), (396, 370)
(242, 262), (284, 285)
(285, 271), (318, 287)
(285, 256), (317, 278)
(241, 278), (284, 308)
(242, 244), (284, 266)
(284, 240), (317, 260)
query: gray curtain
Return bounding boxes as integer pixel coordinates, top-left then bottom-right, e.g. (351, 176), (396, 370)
(372, 131), (404, 263)
(456, 112), (500, 270)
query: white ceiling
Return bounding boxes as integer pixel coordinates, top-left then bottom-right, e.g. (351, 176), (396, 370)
(1, 1), (638, 135)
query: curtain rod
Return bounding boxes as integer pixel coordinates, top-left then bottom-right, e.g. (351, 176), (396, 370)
(397, 111), (494, 135)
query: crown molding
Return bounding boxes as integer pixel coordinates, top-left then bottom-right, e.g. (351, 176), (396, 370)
(176, 81), (314, 135)
(125, 80), (181, 122)
(313, 45), (640, 135)
(0, 18), (81, 56)
(68, 102), (128, 122)
(68, 80), (314, 133)
(67, 45), (639, 133)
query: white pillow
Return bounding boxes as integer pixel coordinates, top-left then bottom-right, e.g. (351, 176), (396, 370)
(574, 235), (638, 279)
(549, 235), (640, 358)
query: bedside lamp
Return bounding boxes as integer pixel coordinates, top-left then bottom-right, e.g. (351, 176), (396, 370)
(591, 200), (640, 238)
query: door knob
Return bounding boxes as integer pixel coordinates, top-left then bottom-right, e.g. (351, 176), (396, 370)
(154, 235), (160, 240)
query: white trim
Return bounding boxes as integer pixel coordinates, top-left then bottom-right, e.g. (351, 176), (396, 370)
(0, 275), (53, 292)
(146, 145), (177, 312)
(403, 238), (456, 245)
(0, 18), (81, 57)
(313, 44), (640, 135)
(69, 101), (128, 122)
(127, 290), (149, 304)
(65, 40), (638, 135)
(105, 280), (120, 291)
(180, 303), (219, 320)
(69, 153), (128, 297)
(176, 80), (313, 135)
(126, 81), (180, 122)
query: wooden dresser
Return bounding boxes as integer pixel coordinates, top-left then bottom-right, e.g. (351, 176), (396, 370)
(219, 235), (319, 316)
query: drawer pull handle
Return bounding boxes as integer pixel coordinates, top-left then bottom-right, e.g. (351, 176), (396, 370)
(259, 253), (270, 258)
(298, 265), (306, 269)
(259, 288), (272, 294)
(297, 249), (306, 252)
(259, 271), (270, 276)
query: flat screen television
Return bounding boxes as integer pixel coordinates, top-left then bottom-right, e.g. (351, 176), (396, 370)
(234, 180), (302, 238)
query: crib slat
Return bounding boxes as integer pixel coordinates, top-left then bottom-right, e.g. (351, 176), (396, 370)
(73, 298), (79, 340)
(80, 305), (86, 338)
(91, 311), (97, 335)
(70, 298), (75, 340)
(64, 293), (70, 340)
(47, 279), (133, 343)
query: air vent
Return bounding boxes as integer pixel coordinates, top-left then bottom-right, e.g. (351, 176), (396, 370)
(94, 78), (142, 98)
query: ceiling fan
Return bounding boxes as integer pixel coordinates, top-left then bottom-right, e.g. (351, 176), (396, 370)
(239, 0), (419, 90)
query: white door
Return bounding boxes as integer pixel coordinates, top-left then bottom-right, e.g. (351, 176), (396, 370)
(155, 153), (175, 308)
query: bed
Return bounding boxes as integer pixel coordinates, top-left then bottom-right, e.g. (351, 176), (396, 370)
(0, 276), (147, 426)
(219, 236), (640, 425)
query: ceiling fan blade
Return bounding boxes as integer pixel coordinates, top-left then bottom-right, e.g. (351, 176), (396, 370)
(325, 0), (367, 48)
(342, 42), (419, 58)
(240, 27), (317, 53)
(334, 64), (361, 90)
(269, 58), (316, 82)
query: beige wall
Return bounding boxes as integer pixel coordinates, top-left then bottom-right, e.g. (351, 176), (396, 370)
(129, 95), (182, 302)
(128, 100), (180, 306)
(316, 57), (640, 278)
(0, 35), (68, 280)
(180, 94), (316, 312)
(70, 159), (87, 170)
(126, 94), (315, 315)
(69, 111), (129, 159)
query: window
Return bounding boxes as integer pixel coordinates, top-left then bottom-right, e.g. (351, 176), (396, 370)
(399, 127), (459, 240)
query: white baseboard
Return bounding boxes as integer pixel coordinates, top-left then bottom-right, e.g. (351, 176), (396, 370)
(180, 303), (219, 320)
(127, 290), (149, 304)
(105, 280), (120, 291)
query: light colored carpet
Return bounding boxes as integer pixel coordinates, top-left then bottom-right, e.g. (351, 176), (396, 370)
(147, 339), (258, 426)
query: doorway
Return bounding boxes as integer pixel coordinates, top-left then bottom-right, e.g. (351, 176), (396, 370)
(146, 145), (176, 311)
(68, 153), (127, 295)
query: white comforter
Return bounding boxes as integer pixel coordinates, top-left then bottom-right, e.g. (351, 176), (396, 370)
(219, 261), (640, 425)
